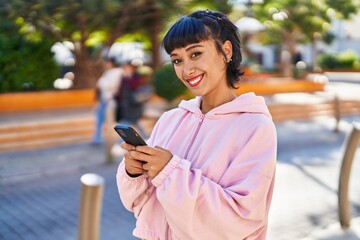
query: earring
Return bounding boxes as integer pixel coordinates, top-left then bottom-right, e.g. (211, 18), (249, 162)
(227, 58), (232, 63)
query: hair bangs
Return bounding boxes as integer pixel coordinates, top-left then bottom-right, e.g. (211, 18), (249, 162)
(163, 17), (210, 54)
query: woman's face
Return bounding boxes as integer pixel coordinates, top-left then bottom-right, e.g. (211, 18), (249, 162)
(170, 40), (230, 98)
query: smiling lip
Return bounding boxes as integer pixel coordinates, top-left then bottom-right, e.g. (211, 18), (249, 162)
(186, 74), (204, 87)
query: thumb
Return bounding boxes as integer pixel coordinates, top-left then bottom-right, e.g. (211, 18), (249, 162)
(155, 145), (167, 151)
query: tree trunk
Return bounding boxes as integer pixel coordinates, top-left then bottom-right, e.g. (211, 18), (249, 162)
(72, 43), (100, 89)
(149, 24), (162, 69)
(151, 27), (162, 68)
(73, 59), (98, 89)
(145, 0), (163, 69)
(281, 30), (296, 77)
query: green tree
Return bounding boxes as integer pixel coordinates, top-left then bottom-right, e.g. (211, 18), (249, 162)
(251, 0), (359, 76)
(2, 0), (183, 88)
(0, 15), (59, 92)
(2, 0), (232, 89)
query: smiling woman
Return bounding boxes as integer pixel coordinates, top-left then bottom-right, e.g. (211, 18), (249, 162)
(167, 40), (234, 113)
(163, 10), (243, 90)
(116, 10), (277, 240)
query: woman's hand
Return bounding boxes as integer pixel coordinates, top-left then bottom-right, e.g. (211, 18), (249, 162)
(121, 143), (147, 177)
(126, 144), (173, 179)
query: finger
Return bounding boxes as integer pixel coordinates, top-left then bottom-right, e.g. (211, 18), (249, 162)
(124, 152), (133, 160)
(125, 156), (144, 170)
(142, 163), (153, 172)
(125, 152), (142, 163)
(135, 146), (157, 155)
(129, 150), (153, 163)
(142, 162), (148, 171)
(155, 145), (167, 151)
(125, 164), (146, 176)
(127, 164), (143, 172)
(121, 142), (135, 151)
(155, 146), (173, 160)
(142, 163), (157, 178)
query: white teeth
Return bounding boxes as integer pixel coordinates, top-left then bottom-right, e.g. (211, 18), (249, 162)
(189, 75), (202, 85)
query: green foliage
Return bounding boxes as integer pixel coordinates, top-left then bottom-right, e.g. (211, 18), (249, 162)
(251, 0), (359, 45)
(187, 0), (232, 14)
(2, 0), (233, 89)
(317, 50), (360, 69)
(3, 0), (187, 87)
(337, 50), (360, 69)
(0, 17), (60, 93)
(325, 0), (359, 18)
(322, 31), (336, 45)
(116, 33), (152, 52)
(317, 53), (338, 69)
(4, 0), (183, 47)
(152, 63), (187, 102)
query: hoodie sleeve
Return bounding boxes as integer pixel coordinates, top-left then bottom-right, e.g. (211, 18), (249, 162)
(116, 163), (152, 214)
(116, 115), (163, 214)
(151, 119), (277, 239)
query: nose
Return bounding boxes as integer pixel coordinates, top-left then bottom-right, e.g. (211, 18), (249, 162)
(182, 61), (195, 77)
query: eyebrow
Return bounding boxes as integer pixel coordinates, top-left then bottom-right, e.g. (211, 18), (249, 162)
(170, 44), (204, 57)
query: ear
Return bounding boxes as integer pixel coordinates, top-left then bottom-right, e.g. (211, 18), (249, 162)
(222, 40), (233, 62)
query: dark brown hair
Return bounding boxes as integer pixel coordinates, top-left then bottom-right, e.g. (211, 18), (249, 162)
(162, 10), (243, 88)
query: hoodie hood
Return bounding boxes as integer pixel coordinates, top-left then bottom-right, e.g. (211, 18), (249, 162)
(178, 92), (272, 119)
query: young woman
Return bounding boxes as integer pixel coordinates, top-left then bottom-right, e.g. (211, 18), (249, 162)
(116, 10), (277, 239)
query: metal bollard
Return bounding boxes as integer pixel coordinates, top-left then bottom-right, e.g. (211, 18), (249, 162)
(338, 122), (360, 229)
(104, 101), (118, 164)
(333, 94), (341, 132)
(78, 173), (105, 240)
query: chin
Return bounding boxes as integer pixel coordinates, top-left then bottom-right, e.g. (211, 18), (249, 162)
(187, 88), (202, 97)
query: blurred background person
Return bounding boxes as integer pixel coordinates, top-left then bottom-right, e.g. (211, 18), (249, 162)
(115, 60), (153, 139)
(92, 57), (123, 145)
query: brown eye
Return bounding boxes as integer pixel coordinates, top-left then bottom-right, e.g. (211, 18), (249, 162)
(191, 52), (202, 58)
(171, 59), (181, 65)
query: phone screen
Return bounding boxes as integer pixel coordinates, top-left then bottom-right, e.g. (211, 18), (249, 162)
(114, 125), (147, 146)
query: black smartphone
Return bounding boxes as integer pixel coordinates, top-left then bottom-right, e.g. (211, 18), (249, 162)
(114, 125), (147, 146)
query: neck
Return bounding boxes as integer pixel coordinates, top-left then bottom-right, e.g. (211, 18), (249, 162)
(200, 90), (236, 114)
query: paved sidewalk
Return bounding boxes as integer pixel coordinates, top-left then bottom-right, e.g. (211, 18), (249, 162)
(268, 117), (360, 239)
(1, 81), (360, 239)
(304, 217), (360, 240)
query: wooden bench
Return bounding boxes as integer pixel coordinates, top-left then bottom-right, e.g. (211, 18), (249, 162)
(234, 78), (342, 130)
(0, 79), (346, 132)
(0, 78), (324, 112)
(235, 79), (326, 95)
(0, 89), (96, 113)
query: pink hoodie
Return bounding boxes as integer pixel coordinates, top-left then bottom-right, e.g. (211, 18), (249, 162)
(117, 93), (277, 239)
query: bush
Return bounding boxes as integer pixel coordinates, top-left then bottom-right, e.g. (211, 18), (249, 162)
(152, 63), (187, 102)
(317, 53), (339, 69)
(317, 50), (360, 70)
(0, 18), (60, 93)
(338, 50), (360, 69)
